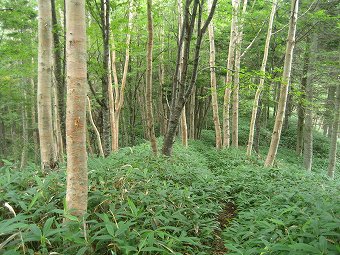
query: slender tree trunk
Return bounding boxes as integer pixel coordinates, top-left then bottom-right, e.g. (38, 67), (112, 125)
(38, 0), (57, 170)
(265, 0), (299, 167)
(145, 0), (158, 154)
(223, 0), (238, 148)
(324, 86), (336, 137)
(20, 89), (28, 170)
(162, 0), (217, 156)
(101, 0), (111, 155)
(208, 0), (222, 149)
(189, 90), (196, 139)
(232, 0), (247, 148)
(52, 78), (64, 162)
(247, 0), (277, 156)
(296, 37), (310, 155)
(110, 0), (134, 152)
(65, 0), (88, 216)
(328, 85), (340, 178)
(87, 97), (104, 158)
(177, 0), (189, 147)
(51, 0), (65, 146)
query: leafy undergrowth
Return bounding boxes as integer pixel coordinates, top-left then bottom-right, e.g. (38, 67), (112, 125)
(196, 137), (340, 254)
(1, 135), (339, 255)
(0, 142), (230, 255)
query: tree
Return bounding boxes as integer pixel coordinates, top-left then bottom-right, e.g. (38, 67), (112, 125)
(37, 0), (57, 170)
(247, 0), (277, 156)
(303, 34), (318, 172)
(223, 0), (238, 148)
(265, 0), (299, 167)
(146, 0), (158, 155)
(327, 85), (340, 179)
(232, 0), (247, 148)
(161, 0), (217, 156)
(207, 0), (222, 149)
(65, 0), (88, 216)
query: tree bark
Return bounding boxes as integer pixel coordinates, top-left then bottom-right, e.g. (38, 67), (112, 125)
(296, 37), (310, 156)
(65, 0), (88, 217)
(232, 0), (247, 148)
(247, 0), (277, 156)
(223, 0), (238, 148)
(146, 0), (158, 154)
(101, 0), (111, 156)
(20, 89), (28, 170)
(51, 0), (65, 147)
(38, 0), (57, 170)
(110, 0), (134, 152)
(208, 0), (222, 149)
(265, 0), (299, 167)
(87, 96), (104, 158)
(162, 0), (217, 156)
(328, 84), (340, 179)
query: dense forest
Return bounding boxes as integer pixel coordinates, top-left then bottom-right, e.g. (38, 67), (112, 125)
(0, 0), (339, 254)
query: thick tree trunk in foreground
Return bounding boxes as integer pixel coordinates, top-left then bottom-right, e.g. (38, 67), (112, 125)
(65, 0), (88, 216)
(327, 85), (340, 178)
(146, 0), (158, 154)
(38, 0), (57, 170)
(247, 0), (277, 156)
(223, 0), (238, 148)
(324, 86), (336, 137)
(208, 0), (222, 149)
(265, 0), (299, 167)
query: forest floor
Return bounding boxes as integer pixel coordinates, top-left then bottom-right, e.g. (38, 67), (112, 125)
(0, 129), (339, 254)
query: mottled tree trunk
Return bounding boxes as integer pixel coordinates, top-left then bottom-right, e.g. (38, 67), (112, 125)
(327, 85), (340, 179)
(101, 0), (111, 156)
(208, 0), (222, 149)
(265, 0), (299, 167)
(87, 97), (104, 158)
(65, 0), (88, 216)
(20, 89), (28, 170)
(146, 0), (158, 154)
(247, 0), (277, 156)
(38, 0), (57, 170)
(223, 0), (238, 148)
(296, 37), (310, 156)
(232, 0), (247, 148)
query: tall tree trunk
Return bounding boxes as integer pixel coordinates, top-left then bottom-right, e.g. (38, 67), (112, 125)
(87, 96), (104, 158)
(247, 0), (277, 156)
(208, 0), (222, 149)
(303, 35), (318, 172)
(223, 0), (238, 148)
(327, 85), (340, 178)
(146, 0), (158, 154)
(265, 0), (299, 167)
(20, 89), (28, 170)
(110, 0), (134, 152)
(51, 0), (65, 147)
(65, 0), (88, 217)
(177, 0), (189, 147)
(38, 0), (57, 170)
(232, 0), (247, 148)
(324, 86), (336, 137)
(162, 0), (217, 156)
(52, 78), (64, 162)
(296, 37), (310, 155)
(101, 0), (111, 155)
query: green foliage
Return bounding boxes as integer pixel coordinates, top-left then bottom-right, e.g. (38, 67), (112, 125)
(202, 146), (340, 255)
